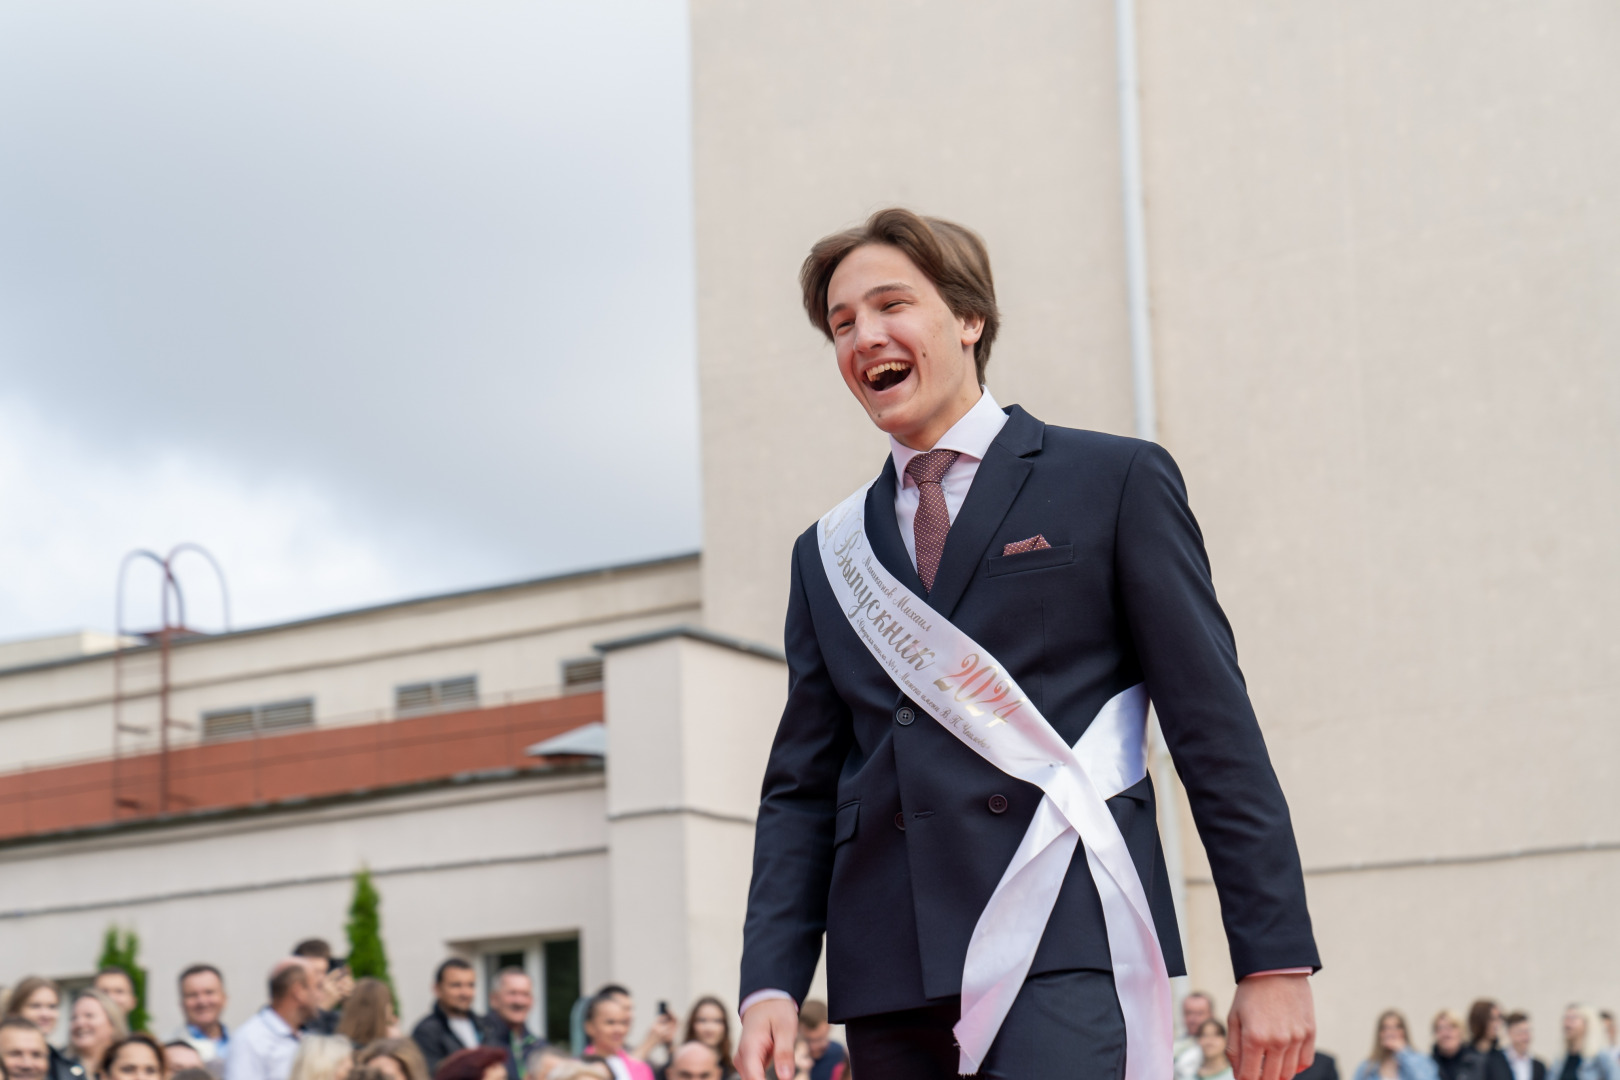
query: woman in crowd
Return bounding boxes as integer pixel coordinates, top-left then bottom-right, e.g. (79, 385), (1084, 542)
(1549, 1005), (1618, 1080)
(675, 998), (736, 1080)
(70, 991), (128, 1080)
(337, 982), (399, 1046)
(582, 994), (652, 1080)
(4, 977), (86, 1080)
(433, 1047), (507, 1080)
(290, 1036), (354, 1080)
(1194, 1019), (1234, 1080)
(100, 1034), (165, 1080)
(1432, 1010), (1484, 1080)
(1355, 1010), (1440, 1080)
(356, 1039), (430, 1080)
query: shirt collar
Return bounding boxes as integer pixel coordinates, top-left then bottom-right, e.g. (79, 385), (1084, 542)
(889, 388), (1008, 486)
(259, 1009), (294, 1038)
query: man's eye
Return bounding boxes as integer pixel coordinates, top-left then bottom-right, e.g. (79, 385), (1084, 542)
(883, 300), (904, 310)
(833, 321), (852, 334)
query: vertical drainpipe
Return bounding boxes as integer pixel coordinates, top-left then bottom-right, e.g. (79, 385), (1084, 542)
(1113, 0), (1190, 1008)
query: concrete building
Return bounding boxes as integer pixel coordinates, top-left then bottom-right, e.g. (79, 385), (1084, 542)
(2, 0), (1615, 1067)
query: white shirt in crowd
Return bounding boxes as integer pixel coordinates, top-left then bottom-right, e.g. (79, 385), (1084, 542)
(223, 1008), (300, 1080)
(448, 1015), (481, 1050)
(1505, 1047), (1534, 1080)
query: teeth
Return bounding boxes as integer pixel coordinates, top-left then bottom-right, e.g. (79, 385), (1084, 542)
(865, 362), (911, 383)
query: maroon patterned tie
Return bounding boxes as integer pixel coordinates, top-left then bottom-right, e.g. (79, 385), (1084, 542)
(906, 449), (960, 593)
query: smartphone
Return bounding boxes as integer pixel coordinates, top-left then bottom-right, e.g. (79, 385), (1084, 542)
(658, 1000), (670, 1017)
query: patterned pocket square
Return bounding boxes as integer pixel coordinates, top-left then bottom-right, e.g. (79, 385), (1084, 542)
(1002, 534), (1052, 556)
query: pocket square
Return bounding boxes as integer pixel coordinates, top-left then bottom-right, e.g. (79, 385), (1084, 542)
(1002, 534), (1052, 556)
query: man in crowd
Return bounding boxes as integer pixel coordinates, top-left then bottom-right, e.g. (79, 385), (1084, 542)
(291, 940), (352, 1036)
(225, 959), (318, 1080)
(1175, 993), (1217, 1078)
(666, 1043), (722, 1080)
(412, 960), (483, 1074)
(795, 1002), (845, 1080)
(163, 1042), (206, 1075)
(481, 969), (542, 1080)
(93, 970), (139, 1027)
(173, 965), (230, 1064)
(0, 1017), (50, 1080)
(1503, 1013), (1546, 1080)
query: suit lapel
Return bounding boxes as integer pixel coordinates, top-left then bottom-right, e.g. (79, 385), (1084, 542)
(865, 456), (928, 598)
(926, 406), (1045, 619)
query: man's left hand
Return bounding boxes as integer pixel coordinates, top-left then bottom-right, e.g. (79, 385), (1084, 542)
(1227, 973), (1315, 1080)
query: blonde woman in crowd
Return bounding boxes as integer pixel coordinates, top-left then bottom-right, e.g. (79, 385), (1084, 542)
(5, 977), (88, 1080)
(336, 982), (399, 1047)
(1354, 1010), (1439, 1080)
(70, 991), (129, 1080)
(1550, 1006), (1618, 1080)
(290, 1036), (354, 1080)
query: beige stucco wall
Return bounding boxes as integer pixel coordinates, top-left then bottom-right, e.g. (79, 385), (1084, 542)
(689, 0), (1620, 1063)
(690, 0), (1138, 647)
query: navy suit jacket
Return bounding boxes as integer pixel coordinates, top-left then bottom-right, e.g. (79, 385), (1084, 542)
(740, 405), (1320, 1022)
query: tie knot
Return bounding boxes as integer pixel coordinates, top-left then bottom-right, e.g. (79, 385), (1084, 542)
(906, 449), (960, 487)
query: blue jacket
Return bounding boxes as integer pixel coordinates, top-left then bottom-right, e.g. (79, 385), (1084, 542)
(1353, 1050), (1440, 1080)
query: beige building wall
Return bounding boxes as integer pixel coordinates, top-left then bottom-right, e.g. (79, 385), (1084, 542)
(689, 0), (1620, 1062)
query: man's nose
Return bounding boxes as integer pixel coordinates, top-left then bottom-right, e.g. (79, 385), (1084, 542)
(852, 311), (888, 352)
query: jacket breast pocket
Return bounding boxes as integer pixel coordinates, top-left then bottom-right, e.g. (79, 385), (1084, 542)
(986, 544), (1075, 577)
(834, 800), (860, 847)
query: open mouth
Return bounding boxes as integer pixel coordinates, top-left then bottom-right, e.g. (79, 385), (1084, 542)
(864, 361), (914, 392)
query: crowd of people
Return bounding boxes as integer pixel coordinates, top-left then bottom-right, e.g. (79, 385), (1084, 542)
(0, 944), (849, 1080)
(1173, 991), (1620, 1080)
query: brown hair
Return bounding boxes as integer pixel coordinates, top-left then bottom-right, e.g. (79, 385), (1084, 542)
(1505, 1011), (1529, 1028)
(1371, 1009), (1411, 1065)
(1468, 1000), (1499, 1046)
(797, 1000), (829, 1028)
(101, 1033), (164, 1077)
(433, 1047), (507, 1080)
(357, 1039), (429, 1080)
(1197, 1018), (1227, 1039)
(4, 978), (60, 1018)
(336, 979), (394, 1046)
(682, 996), (735, 1075)
(800, 208), (1001, 383)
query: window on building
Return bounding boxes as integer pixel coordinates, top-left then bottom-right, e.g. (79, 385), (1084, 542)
(561, 658), (603, 693)
(201, 698), (315, 741)
(395, 674), (479, 716)
(468, 934), (581, 1046)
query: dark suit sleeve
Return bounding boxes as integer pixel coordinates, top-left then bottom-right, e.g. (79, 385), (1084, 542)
(739, 532), (858, 1003)
(1115, 442), (1320, 978)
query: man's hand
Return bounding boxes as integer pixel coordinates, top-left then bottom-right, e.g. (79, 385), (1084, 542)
(316, 968), (354, 1012)
(737, 998), (799, 1080)
(1227, 973), (1315, 1080)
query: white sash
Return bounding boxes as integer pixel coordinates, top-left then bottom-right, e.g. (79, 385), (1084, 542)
(818, 482), (1172, 1077)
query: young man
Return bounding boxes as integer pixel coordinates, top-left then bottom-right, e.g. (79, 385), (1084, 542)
(410, 960), (483, 1075)
(795, 1002), (846, 1080)
(1503, 1013), (1545, 1080)
(737, 209), (1320, 1080)
(92, 970), (139, 1028)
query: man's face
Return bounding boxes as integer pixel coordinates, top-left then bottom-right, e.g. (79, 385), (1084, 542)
(437, 967), (478, 1016)
(181, 972), (226, 1029)
(666, 1046), (721, 1080)
(1509, 1021), (1532, 1055)
(800, 1021), (830, 1059)
(94, 973), (137, 1017)
(1183, 995), (1212, 1035)
(827, 243), (983, 451)
(0, 1028), (49, 1080)
(492, 975), (533, 1026)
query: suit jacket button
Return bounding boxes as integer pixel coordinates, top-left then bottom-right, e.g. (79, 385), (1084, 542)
(895, 707), (915, 725)
(894, 812), (907, 831)
(987, 794), (1009, 814)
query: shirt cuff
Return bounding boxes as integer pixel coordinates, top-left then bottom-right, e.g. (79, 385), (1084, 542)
(1243, 968), (1313, 978)
(739, 989), (796, 1018)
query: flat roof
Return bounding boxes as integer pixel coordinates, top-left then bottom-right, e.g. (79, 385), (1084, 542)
(0, 550), (701, 680)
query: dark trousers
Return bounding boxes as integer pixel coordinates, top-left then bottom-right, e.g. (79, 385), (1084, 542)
(845, 969), (1125, 1079)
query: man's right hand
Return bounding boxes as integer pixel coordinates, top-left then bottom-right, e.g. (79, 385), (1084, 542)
(737, 998), (799, 1080)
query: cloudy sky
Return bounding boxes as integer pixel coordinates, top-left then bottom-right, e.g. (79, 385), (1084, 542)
(0, 1), (699, 639)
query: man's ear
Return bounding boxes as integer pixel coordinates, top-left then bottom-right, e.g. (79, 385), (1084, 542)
(960, 313), (985, 346)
